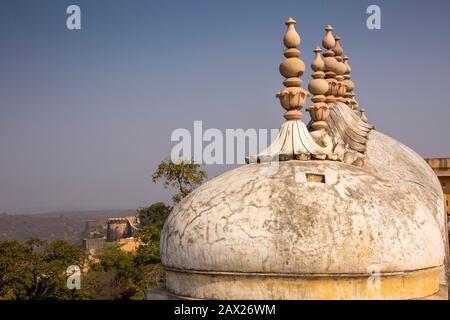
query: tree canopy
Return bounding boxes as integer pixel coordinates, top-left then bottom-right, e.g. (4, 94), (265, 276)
(0, 239), (91, 300)
(0, 159), (208, 300)
(152, 159), (207, 204)
(137, 202), (171, 228)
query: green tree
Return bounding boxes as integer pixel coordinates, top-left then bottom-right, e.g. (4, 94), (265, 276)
(95, 244), (137, 283)
(86, 159), (208, 299)
(135, 224), (162, 266)
(0, 239), (91, 300)
(43, 239), (85, 267)
(152, 159), (207, 204)
(92, 239), (164, 300)
(131, 207), (168, 299)
(131, 159), (208, 298)
(137, 202), (171, 228)
(0, 240), (37, 300)
(129, 224), (164, 299)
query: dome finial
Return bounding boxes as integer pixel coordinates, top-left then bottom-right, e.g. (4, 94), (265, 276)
(311, 46), (324, 72)
(276, 17), (309, 121)
(283, 17), (300, 47)
(333, 36), (348, 103)
(322, 25), (338, 103)
(333, 35), (344, 59)
(322, 25), (335, 50)
(343, 55), (359, 114)
(249, 18), (334, 163)
(342, 55), (355, 106)
(307, 47), (330, 131)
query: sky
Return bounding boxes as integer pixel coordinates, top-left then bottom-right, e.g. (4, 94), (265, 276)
(0, 0), (449, 213)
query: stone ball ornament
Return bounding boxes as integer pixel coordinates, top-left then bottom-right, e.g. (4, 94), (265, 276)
(308, 78), (329, 96)
(343, 78), (355, 92)
(335, 61), (347, 76)
(323, 56), (340, 74)
(279, 58), (305, 79)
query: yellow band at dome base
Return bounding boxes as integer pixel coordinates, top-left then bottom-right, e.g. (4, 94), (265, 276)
(164, 266), (443, 300)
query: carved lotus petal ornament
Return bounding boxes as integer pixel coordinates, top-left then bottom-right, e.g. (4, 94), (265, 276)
(307, 102), (330, 122)
(276, 87), (309, 111)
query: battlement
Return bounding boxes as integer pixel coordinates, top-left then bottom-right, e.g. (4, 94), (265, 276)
(106, 216), (139, 242)
(82, 214), (141, 255)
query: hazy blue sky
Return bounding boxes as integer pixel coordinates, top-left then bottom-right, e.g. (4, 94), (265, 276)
(1, 0), (449, 213)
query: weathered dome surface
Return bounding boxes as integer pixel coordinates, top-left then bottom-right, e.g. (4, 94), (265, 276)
(160, 130), (446, 299)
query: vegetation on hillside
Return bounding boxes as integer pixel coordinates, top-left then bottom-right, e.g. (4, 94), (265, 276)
(152, 159), (207, 204)
(0, 159), (207, 300)
(0, 210), (135, 244)
(0, 238), (91, 300)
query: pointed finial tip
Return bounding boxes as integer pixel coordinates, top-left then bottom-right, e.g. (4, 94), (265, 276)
(286, 17), (296, 25)
(314, 46), (322, 52)
(325, 24), (333, 31)
(335, 35), (341, 40)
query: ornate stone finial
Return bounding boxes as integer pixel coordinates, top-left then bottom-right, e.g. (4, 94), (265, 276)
(247, 18), (374, 166)
(360, 108), (368, 123)
(322, 25), (336, 50)
(342, 56), (355, 106)
(276, 18), (309, 121)
(343, 55), (351, 74)
(311, 46), (325, 72)
(343, 58), (361, 116)
(322, 25), (338, 103)
(307, 47), (330, 131)
(333, 36), (344, 60)
(283, 17), (300, 49)
(333, 36), (348, 103)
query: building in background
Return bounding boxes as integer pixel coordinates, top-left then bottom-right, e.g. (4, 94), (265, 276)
(83, 215), (141, 257)
(425, 158), (450, 222)
(106, 217), (141, 253)
(106, 217), (139, 241)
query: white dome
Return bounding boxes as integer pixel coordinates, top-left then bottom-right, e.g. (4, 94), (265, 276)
(160, 131), (446, 299)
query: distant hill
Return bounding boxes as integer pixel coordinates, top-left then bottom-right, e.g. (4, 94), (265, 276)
(0, 210), (136, 245)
